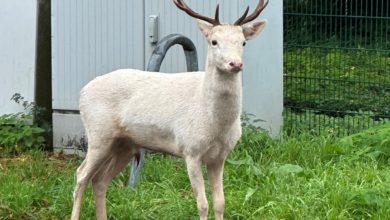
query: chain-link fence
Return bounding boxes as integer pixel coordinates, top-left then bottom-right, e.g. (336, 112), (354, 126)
(284, 0), (390, 134)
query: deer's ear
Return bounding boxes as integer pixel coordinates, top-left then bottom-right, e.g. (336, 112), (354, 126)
(242, 19), (267, 40)
(197, 19), (213, 38)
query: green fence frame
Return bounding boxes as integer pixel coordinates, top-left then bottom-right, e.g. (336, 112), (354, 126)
(283, 0), (390, 135)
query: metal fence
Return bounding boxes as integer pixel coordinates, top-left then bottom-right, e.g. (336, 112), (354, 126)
(283, 0), (390, 134)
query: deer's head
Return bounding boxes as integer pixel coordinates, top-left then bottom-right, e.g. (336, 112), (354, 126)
(174, 0), (268, 74)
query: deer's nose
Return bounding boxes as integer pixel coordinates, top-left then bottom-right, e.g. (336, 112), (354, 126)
(229, 61), (243, 71)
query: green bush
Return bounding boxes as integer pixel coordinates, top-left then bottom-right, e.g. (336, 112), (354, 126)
(284, 0), (390, 47)
(0, 94), (46, 156)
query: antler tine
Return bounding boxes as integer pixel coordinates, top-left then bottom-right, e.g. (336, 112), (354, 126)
(234, 6), (250, 26)
(215, 4), (220, 25)
(235, 0), (269, 26)
(173, 0), (221, 26)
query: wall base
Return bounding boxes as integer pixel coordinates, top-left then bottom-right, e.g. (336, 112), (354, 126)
(53, 112), (86, 156)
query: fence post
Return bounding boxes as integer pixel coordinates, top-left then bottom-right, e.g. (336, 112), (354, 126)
(128, 34), (198, 188)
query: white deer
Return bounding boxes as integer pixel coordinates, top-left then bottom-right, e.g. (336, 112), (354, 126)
(71, 0), (268, 219)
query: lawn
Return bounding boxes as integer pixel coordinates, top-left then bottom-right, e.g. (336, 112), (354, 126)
(1, 123), (390, 219)
(284, 48), (390, 118)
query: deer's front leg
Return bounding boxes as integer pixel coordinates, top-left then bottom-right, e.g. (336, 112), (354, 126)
(207, 159), (225, 220)
(185, 156), (208, 220)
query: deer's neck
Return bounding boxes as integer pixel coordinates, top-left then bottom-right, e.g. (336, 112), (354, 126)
(200, 59), (242, 127)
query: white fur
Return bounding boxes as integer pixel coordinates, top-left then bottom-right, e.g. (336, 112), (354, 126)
(71, 19), (267, 220)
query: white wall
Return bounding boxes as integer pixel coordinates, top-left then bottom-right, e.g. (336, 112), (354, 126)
(52, 0), (144, 110)
(0, 0), (37, 114)
(242, 0), (283, 136)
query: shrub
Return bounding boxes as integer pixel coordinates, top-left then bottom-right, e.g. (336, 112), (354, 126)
(0, 94), (46, 156)
(284, 0), (390, 48)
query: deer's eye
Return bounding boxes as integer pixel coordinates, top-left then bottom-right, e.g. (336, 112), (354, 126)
(243, 41), (247, 46)
(211, 40), (218, 46)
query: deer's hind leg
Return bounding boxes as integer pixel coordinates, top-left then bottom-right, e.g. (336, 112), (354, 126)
(71, 136), (114, 220)
(71, 121), (131, 220)
(91, 138), (139, 220)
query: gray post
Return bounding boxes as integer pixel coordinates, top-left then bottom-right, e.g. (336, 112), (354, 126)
(128, 34), (198, 188)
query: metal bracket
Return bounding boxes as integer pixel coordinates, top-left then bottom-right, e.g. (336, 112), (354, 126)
(149, 15), (159, 44)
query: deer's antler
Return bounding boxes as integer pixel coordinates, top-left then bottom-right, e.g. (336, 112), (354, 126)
(173, 0), (221, 26)
(234, 0), (269, 26)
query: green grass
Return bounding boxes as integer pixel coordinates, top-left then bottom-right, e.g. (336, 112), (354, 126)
(283, 47), (389, 134)
(284, 48), (390, 118)
(284, 109), (389, 136)
(1, 124), (390, 219)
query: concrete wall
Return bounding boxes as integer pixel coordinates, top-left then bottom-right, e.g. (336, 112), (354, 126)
(0, 1), (37, 114)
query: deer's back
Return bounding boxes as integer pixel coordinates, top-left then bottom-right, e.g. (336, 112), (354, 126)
(79, 69), (207, 156)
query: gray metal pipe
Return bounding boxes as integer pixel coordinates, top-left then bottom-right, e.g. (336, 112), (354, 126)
(128, 34), (198, 188)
